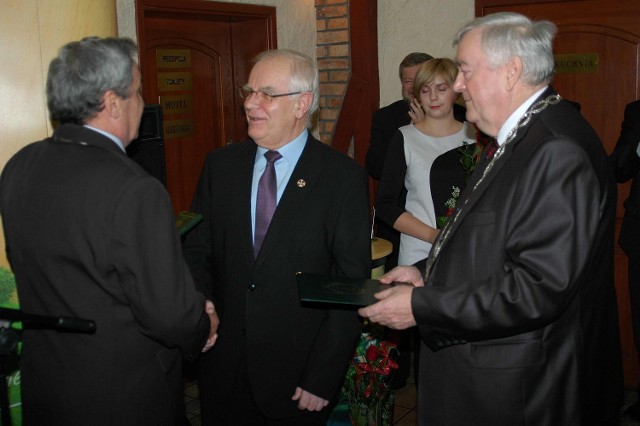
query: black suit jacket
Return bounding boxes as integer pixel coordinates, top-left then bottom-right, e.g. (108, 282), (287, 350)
(412, 89), (623, 425)
(611, 100), (640, 256)
(183, 134), (370, 419)
(0, 124), (209, 425)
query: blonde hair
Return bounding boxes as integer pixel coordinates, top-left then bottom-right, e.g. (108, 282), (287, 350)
(412, 58), (459, 99)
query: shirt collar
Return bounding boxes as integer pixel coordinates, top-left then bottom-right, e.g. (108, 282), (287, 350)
(496, 86), (548, 146)
(84, 125), (126, 152)
(255, 129), (308, 163)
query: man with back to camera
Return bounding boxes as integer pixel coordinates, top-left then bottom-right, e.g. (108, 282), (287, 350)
(0, 37), (218, 425)
(359, 12), (623, 425)
(183, 49), (371, 425)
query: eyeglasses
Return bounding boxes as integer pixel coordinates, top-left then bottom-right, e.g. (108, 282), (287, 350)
(238, 86), (302, 103)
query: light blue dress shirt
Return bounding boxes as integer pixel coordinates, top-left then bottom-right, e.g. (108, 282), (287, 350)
(251, 130), (307, 242)
(84, 125), (126, 152)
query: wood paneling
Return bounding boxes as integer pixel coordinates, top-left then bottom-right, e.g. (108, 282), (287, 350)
(332, 0), (379, 209)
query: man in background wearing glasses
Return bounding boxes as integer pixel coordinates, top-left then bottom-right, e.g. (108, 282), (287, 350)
(183, 49), (371, 425)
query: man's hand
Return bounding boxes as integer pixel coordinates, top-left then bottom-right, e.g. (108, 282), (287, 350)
(292, 387), (329, 412)
(378, 265), (424, 287)
(408, 98), (426, 123)
(358, 266), (423, 330)
(202, 299), (219, 352)
(358, 284), (417, 330)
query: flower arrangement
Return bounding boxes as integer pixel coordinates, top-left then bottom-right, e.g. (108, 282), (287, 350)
(342, 323), (399, 426)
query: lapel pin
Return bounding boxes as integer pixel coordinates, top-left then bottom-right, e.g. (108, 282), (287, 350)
(297, 179), (306, 188)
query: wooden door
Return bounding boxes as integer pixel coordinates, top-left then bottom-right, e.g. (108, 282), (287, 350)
(135, 0), (276, 213)
(476, 0), (640, 387)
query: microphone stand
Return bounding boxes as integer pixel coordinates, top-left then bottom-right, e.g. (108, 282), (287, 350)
(0, 307), (96, 425)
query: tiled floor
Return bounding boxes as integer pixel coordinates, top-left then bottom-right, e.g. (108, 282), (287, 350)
(183, 379), (201, 425)
(390, 382), (417, 425)
(622, 389), (640, 426)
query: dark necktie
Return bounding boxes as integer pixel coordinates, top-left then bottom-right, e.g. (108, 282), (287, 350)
(485, 138), (499, 159)
(254, 150), (282, 257)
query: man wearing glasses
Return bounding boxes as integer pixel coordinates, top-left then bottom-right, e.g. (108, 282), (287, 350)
(183, 49), (371, 425)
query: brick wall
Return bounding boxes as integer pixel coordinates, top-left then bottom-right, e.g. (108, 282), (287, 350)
(315, 0), (351, 145)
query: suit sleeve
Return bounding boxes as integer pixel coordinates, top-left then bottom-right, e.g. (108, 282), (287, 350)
(366, 108), (399, 179)
(182, 153), (215, 300)
(610, 101), (640, 183)
(375, 130), (407, 228)
(112, 175), (209, 360)
(412, 139), (605, 342)
(298, 165), (371, 398)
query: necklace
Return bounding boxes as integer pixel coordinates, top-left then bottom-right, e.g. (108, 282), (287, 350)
(425, 94), (562, 278)
(472, 94), (561, 191)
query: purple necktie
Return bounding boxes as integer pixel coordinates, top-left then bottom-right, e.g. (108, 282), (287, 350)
(254, 150), (282, 257)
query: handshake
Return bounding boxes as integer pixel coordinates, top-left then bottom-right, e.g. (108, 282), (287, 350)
(202, 299), (219, 353)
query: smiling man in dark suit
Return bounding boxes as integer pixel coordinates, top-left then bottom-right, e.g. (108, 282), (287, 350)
(359, 12), (623, 425)
(0, 37), (217, 425)
(183, 49), (371, 425)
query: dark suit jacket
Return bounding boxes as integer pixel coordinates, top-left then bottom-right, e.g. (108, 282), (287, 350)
(183, 134), (370, 419)
(611, 100), (640, 256)
(412, 89), (623, 425)
(0, 124), (210, 425)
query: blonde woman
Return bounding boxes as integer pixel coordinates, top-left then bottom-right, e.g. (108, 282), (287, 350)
(376, 58), (475, 265)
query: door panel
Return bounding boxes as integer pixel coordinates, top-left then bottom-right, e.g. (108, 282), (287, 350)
(144, 36), (227, 213)
(476, 0), (640, 387)
(136, 0), (276, 213)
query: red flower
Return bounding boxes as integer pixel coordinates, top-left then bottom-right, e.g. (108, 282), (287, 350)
(344, 324), (400, 406)
(365, 344), (379, 362)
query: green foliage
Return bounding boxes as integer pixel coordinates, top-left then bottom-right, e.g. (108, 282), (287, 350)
(341, 322), (398, 425)
(458, 141), (483, 182)
(0, 266), (16, 305)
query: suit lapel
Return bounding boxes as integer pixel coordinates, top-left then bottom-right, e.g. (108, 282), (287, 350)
(430, 139), (515, 264)
(253, 136), (323, 266)
(232, 142), (259, 264)
(429, 89), (559, 270)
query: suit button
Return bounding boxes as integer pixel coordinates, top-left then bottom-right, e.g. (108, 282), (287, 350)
(240, 328), (246, 336)
(248, 284), (256, 291)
